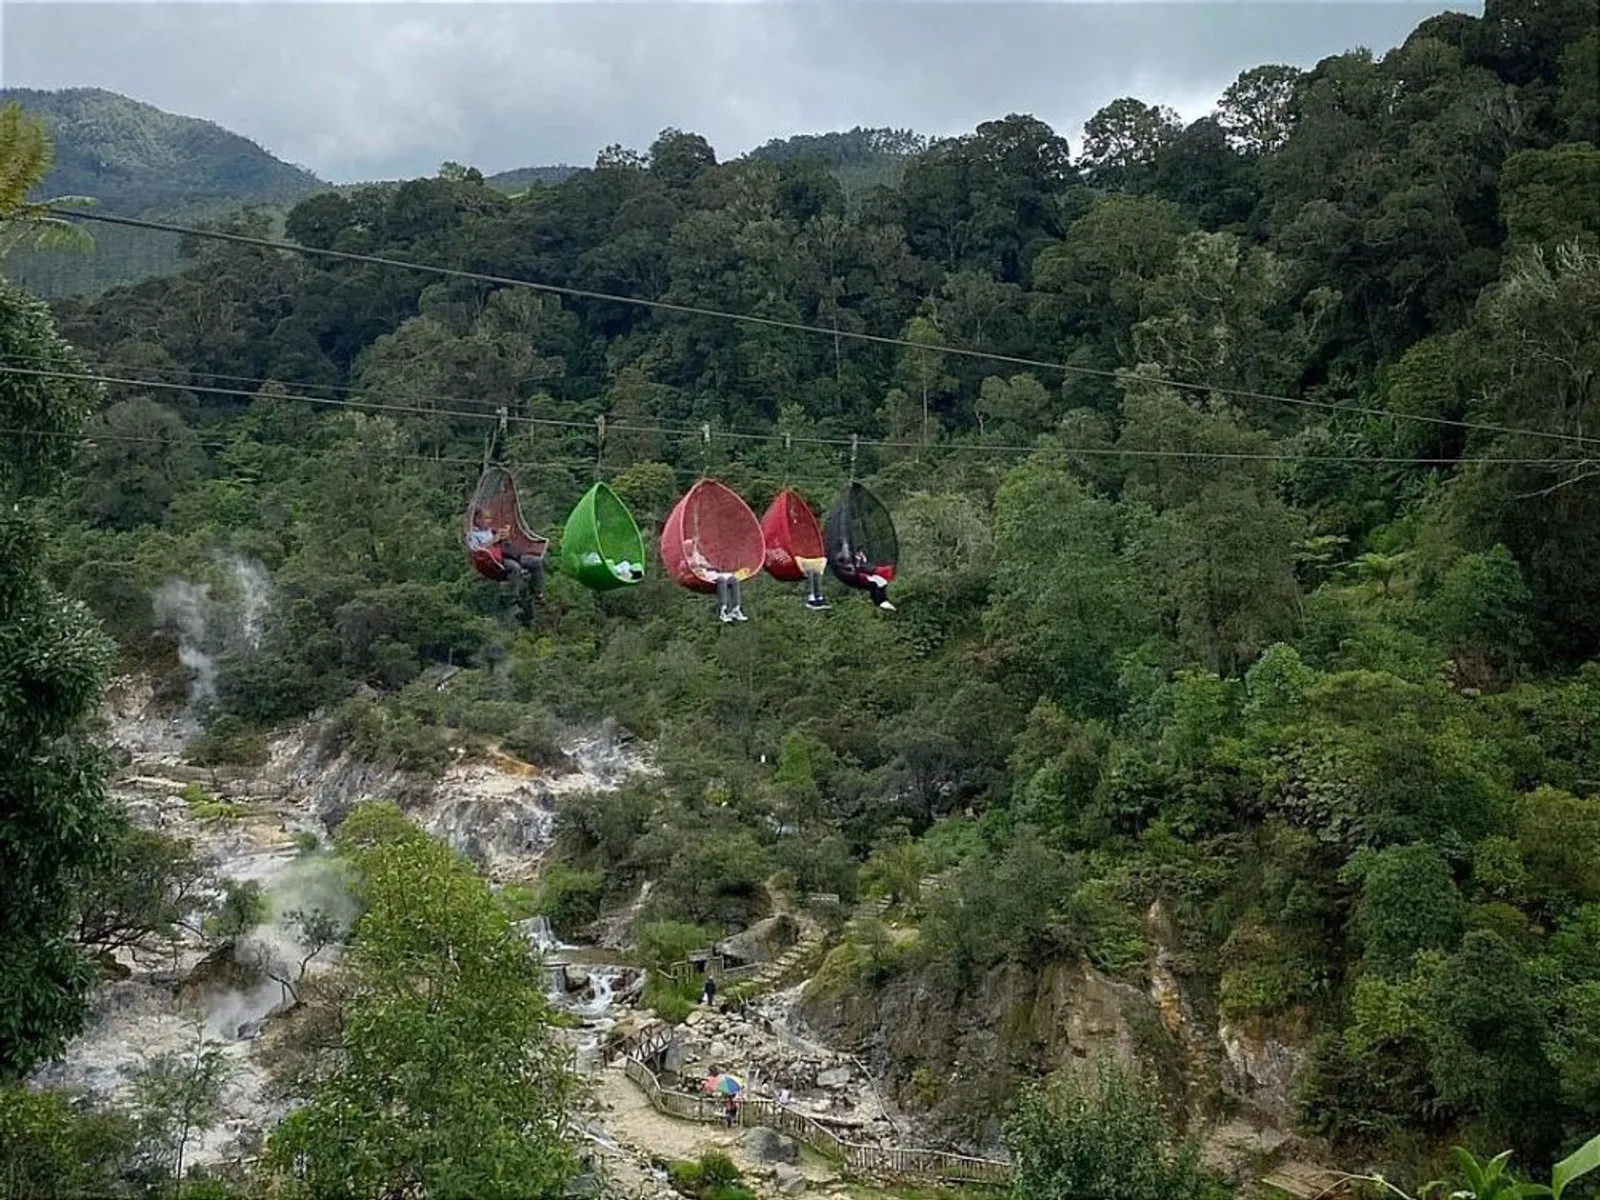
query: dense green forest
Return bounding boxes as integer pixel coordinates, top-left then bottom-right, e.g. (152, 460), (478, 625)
(5, 0), (1600, 1191)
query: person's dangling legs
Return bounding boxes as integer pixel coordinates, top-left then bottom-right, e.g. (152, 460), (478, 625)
(716, 575), (733, 623)
(804, 569), (829, 610)
(729, 576), (747, 621)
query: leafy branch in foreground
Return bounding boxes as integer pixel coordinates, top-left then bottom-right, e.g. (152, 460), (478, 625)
(1347, 1134), (1600, 1200)
(0, 102), (94, 256)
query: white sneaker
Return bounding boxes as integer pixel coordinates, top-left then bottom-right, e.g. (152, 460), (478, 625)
(878, 600), (896, 612)
(719, 608), (733, 623)
(732, 607), (748, 622)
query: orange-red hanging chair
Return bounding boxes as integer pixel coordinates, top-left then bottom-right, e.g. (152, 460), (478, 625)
(660, 478), (766, 594)
(464, 410), (548, 590)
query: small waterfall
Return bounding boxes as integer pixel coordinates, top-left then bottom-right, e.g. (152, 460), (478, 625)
(519, 914), (572, 954)
(576, 968), (616, 1020)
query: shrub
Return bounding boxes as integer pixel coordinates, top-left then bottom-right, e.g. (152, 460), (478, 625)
(1004, 1059), (1225, 1200)
(636, 921), (719, 973)
(181, 782), (241, 822)
(642, 977), (696, 1024)
(534, 863), (602, 936)
(668, 1152), (751, 1199)
(501, 706), (570, 768)
(187, 713), (270, 767)
(0, 1085), (140, 1197)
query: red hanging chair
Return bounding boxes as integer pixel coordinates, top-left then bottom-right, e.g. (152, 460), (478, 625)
(759, 488), (827, 583)
(659, 478), (766, 594)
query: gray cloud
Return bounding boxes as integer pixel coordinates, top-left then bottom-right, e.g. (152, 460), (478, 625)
(3, 1), (1478, 182)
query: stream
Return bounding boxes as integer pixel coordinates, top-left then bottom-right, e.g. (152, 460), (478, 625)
(523, 914), (642, 1074)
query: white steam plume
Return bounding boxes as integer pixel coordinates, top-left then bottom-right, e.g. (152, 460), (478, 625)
(225, 555), (271, 650)
(153, 580), (218, 707)
(152, 553), (277, 711)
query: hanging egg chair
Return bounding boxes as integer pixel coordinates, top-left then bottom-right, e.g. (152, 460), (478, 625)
(660, 478), (766, 594)
(760, 488), (827, 583)
(824, 481), (898, 600)
(561, 482), (645, 591)
(465, 464), (549, 582)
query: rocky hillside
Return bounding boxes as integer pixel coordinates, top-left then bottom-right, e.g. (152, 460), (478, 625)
(793, 895), (1301, 1184)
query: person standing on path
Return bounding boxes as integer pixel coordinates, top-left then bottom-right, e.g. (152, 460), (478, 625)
(702, 974), (717, 1007)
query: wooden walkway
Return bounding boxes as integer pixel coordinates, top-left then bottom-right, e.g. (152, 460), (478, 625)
(1260, 1162), (1359, 1198)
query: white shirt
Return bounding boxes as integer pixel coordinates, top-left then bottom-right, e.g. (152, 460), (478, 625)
(468, 528), (495, 550)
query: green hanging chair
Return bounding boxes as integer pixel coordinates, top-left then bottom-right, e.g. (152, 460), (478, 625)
(562, 482), (646, 591)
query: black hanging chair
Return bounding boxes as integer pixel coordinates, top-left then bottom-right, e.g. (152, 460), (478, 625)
(824, 481), (898, 605)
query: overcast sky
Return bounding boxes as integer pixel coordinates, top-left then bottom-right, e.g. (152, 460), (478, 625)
(2, 1), (1479, 183)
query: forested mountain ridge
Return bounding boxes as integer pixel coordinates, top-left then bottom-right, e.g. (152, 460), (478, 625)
(1, 87), (326, 296)
(0, 88), (929, 295)
(3, 87), (324, 213)
(5, 0), (1600, 1192)
(488, 127), (924, 201)
(484, 163), (582, 192)
(746, 126), (925, 199)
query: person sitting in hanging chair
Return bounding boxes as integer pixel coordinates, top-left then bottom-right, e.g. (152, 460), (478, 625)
(689, 543), (746, 624)
(802, 566), (829, 612)
(469, 509), (501, 559)
(472, 508), (544, 596)
(836, 543), (895, 613)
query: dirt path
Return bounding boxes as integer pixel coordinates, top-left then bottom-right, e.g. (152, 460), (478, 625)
(596, 1064), (744, 1163)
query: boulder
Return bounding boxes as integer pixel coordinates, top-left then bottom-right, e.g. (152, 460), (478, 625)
(774, 1163), (808, 1194)
(816, 1066), (851, 1089)
(177, 942), (267, 1002)
(741, 1126), (800, 1164)
(716, 914), (799, 965)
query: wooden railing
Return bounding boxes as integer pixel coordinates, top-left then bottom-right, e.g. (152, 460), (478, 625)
(620, 1054), (1011, 1186)
(613, 1020), (674, 1067)
(666, 955), (770, 989)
